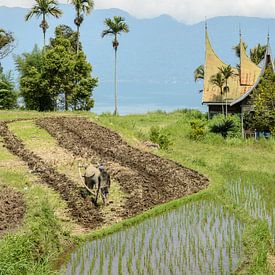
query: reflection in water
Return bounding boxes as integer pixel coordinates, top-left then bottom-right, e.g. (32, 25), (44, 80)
(63, 200), (244, 275)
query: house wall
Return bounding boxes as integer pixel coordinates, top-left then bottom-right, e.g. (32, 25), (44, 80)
(208, 104), (241, 117)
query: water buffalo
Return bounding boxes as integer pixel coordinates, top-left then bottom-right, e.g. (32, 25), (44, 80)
(80, 163), (111, 205)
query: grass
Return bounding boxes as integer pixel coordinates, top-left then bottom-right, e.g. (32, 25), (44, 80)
(0, 109), (274, 274)
(84, 109), (274, 273)
(0, 139), (75, 275)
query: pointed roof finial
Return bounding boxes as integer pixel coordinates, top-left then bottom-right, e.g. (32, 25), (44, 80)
(205, 16), (208, 31)
(239, 23), (242, 39)
(267, 25), (270, 43)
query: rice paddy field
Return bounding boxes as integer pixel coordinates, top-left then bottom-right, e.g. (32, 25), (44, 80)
(0, 110), (274, 274)
(64, 200), (245, 275)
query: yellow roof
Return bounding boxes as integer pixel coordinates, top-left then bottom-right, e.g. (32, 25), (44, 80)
(203, 31), (261, 104)
(240, 38), (261, 86)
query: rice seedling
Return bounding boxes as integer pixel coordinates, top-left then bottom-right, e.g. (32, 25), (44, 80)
(62, 200), (245, 274)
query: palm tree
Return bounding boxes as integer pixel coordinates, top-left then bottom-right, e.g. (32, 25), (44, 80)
(232, 42), (248, 58)
(102, 16), (129, 116)
(25, 0), (62, 47)
(218, 65), (235, 117)
(69, 0), (94, 54)
(250, 44), (267, 65)
(194, 65), (204, 82)
(210, 72), (225, 115)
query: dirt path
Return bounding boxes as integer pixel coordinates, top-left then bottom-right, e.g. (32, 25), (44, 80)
(0, 121), (103, 229)
(37, 117), (209, 219)
(0, 186), (25, 236)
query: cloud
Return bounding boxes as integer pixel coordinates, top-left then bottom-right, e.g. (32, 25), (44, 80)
(1, 0), (275, 24)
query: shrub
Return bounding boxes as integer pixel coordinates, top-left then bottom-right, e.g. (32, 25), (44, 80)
(210, 119), (235, 138)
(189, 119), (207, 140)
(149, 126), (171, 150)
(208, 114), (241, 138)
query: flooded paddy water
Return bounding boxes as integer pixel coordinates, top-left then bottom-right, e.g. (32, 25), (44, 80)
(62, 180), (274, 274)
(227, 180), (275, 244)
(63, 200), (245, 275)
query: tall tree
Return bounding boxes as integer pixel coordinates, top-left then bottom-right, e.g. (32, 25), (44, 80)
(250, 44), (267, 65)
(250, 66), (275, 134)
(69, 0), (94, 54)
(102, 16), (129, 115)
(45, 25), (97, 110)
(0, 29), (15, 71)
(194, 65), (204, 82)
(0, 29), (15, 60)
(16, 26), (97, 111)
(210, 72), (225, 115)
(0, 71), (17, 109)
(218, 65), (235, 117)
(16, 46), (54, 111)
(25, 0), (62, 47)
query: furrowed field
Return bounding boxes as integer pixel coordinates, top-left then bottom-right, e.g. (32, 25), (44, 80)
(0, 110), (274, 274)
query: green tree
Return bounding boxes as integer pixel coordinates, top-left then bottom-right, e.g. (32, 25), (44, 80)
(45, 25), (97, 110)
(16, 26), (97, 111)
(102, 16), (129, 116)
(250, 66), (275, 134)
(194, 65), (204, 82)
(0, 71), (17, 109)
(69, 0), (94, 54)
(25, 0), (62, 47)
(250, 44), (267, 65)
(0, 29), (15, 60)
(16, 46), (54, 111)
(0, 29), (15, 71)
(210, 72), (225, 115)
(232, 42), (248, 58)
(218, 65), (235, 117)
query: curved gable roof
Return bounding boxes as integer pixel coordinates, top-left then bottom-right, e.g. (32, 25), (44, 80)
(231, 38), (274, 106)
(203, 31), (239, 103)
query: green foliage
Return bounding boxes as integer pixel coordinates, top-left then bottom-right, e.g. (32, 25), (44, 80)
(25, 0), (63, 46)
(193, 65), (204, 82)
(16, 26), (98, 111)
(149, 126), (171, 149)
(210, 119), (235, 138)
(249, 66), (275, 134)
(208, 114), (241, 138)
(250, 44), (267, 65)
(232, 41), (248, 58)
(0, 28), (15, 60)
(0, 199), (62, 275)
(0, 71), (17, 109)
(189, 119), (207, 140)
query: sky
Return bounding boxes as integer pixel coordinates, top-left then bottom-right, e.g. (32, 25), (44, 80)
(1, 0), (275, 24)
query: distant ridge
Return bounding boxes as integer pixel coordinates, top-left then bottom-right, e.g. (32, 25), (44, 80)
(1, 5), (275, 114)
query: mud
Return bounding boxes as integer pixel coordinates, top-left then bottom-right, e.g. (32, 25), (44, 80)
(0, 121), (103, 229)
(37, 117), (209, 219)
(0, 186), (25, 236)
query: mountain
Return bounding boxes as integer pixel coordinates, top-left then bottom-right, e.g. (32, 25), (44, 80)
(1, 5), (275, 114)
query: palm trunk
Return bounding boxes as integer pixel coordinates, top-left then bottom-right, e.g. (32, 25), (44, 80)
(220, 88), (224, 115)
(225, 80), (228, 117)
(43, 14), (46, 48)
(114, 47), (118, 115)
(76, 24), (80, 54)
(43, 29), (46, 48)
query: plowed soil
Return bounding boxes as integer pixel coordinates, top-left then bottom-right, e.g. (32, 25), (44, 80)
(0, 186), (25, 236)
(0, 121), (103, 229)
(37, 117), (209, 220)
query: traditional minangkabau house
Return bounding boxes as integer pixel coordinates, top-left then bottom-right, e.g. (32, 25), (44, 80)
(202, 26), (274, 123)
